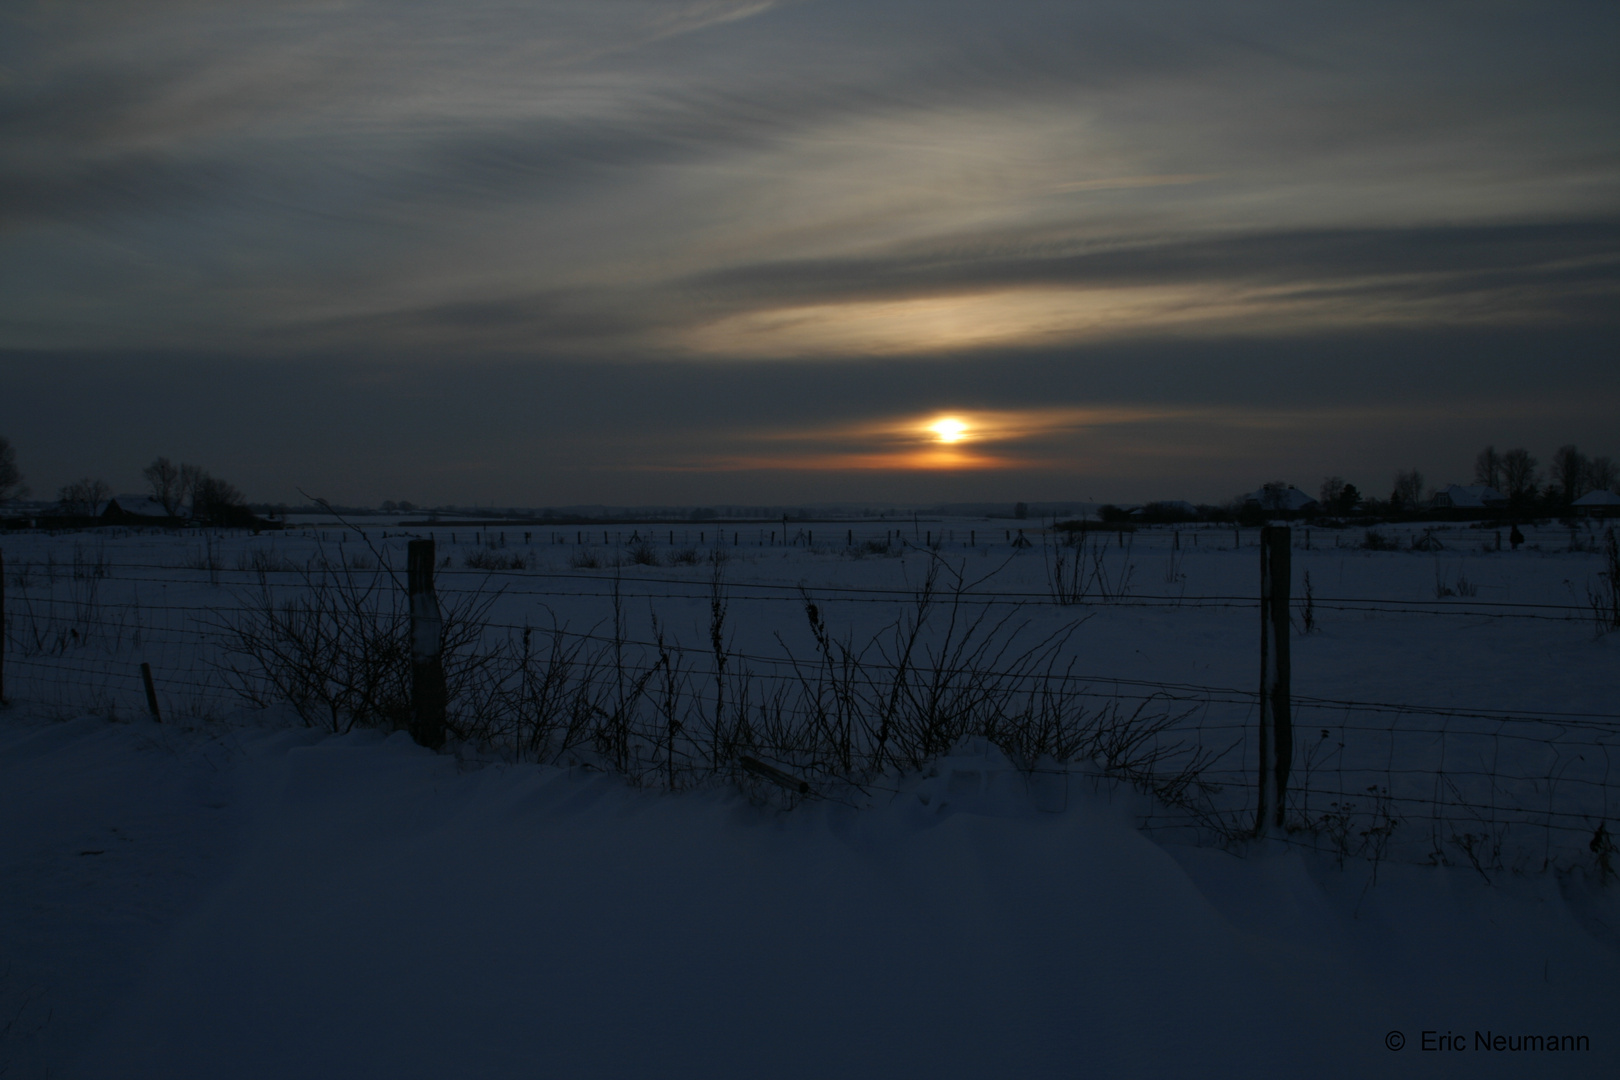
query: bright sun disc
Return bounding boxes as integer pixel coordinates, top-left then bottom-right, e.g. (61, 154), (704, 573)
(931, 418), (968, 443)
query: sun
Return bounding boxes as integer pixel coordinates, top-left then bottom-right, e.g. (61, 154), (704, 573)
(930, 417), (969, 443)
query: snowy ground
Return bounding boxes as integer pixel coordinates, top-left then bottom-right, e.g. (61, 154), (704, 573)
(2, 520), (1617, 1076)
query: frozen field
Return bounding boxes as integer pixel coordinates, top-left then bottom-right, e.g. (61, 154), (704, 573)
(4, 517), (1616, 862)
(2, 518), (1618, 1076)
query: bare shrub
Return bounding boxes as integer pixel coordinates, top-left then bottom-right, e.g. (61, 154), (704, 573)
(211, 533), (1215, 819)
(1294, 786), (1401, 871)
(1046, 528), (1135, 605)
(447, 551), (1214, 815)
(465, 550), (525, 571)
(1163, 542), (1186, 586)
(219, 551), (501, 733)
(181, 536), (224, 584)
(1590, 527), (1620, 634)
(1046, 530), (1092, 604)
(235, 548), (299, 573)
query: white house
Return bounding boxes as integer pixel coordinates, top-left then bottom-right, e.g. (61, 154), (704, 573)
(1432, 484), (1502, 509)
(1244, 485), (1318, 513)
(1572, 489), (1620, 508)
(102, 495), (177, 521)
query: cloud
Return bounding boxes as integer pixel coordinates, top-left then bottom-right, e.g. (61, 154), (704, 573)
(281, 222), (1620, 360)
(2, 1), (1617, 501)
(4, 325), (1617, 505)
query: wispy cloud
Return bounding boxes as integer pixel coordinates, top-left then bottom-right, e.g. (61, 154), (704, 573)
(2, 1), (1617, 500)
(4, 1), (1616, 354)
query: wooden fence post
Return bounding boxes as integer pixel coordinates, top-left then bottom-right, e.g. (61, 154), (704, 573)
(1257, 525), (1292, 834)
(408, 539), (447, 749)
(140, 662), (162, 722)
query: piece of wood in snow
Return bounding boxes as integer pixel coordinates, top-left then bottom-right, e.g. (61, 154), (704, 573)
(739, 756), (811, 794)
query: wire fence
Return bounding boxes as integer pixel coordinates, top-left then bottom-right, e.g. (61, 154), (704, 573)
(3, 525), (1617, 880)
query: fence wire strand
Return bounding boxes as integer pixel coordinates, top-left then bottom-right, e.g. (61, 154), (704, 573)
(4, 529), (1617, 878)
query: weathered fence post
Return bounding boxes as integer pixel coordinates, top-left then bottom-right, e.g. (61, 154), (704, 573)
(408, 539), (448, 749)
(140, 662), (162, 722)
(1257, 525), (1292, 834)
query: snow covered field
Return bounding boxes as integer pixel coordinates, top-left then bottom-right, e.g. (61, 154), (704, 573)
(2, 519), (1617, 1077)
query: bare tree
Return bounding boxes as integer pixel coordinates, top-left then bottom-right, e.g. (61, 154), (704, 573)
(1501, 447), (1539, 500)
(1586, 456), (1618, 495)
(142, 456), (190, 515)
(1552, 444), (1588, 502)
(1258, 481), (1292, 511)
(1473, 445), (1503, 490)
(190, 470), (245, 524)
(1391, 468), (1425, 509)
(58, 477), (111, 517)
(1319, 476), (1346, 507)
(0, 436), (25, 502)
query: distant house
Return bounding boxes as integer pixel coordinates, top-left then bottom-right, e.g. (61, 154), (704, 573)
(1432, 484), (1503, 509)
(1244, 485), (1318, 514)
(102, 496), (178, 523)
(1572, 489), (1620, 511)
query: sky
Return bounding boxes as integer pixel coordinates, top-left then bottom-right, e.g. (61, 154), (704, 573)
(2, 0), (1617, 508)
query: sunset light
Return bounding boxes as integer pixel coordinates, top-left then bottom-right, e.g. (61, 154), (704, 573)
(3, 5), (1612, 1067)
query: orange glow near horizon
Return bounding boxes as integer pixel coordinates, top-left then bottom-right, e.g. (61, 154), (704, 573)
(633, 400), (1556, 478)
(646, 406), (1189, 473)
(647, 448), (1029, 472)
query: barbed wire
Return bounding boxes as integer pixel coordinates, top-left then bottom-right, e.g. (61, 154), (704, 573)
(4, 543), (1617, 877)
(7, 571), (1617, 727)
(1, 563), (1600, 621)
